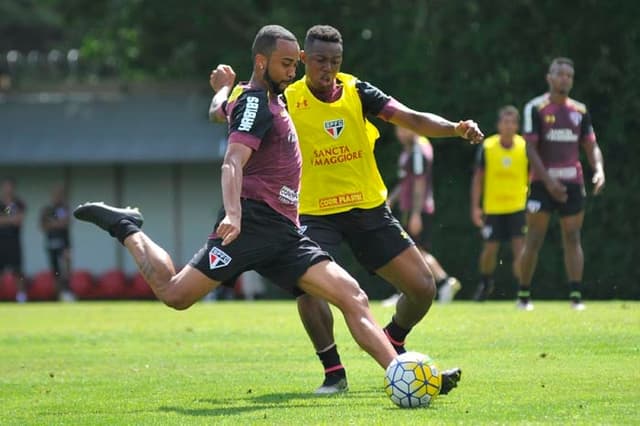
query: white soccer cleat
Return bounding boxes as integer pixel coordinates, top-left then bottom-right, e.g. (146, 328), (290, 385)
(516, 300), (534, 311)
(438, 277), (462, 304)
(571, 301), (586, 311)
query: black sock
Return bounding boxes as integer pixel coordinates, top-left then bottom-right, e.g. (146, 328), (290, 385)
(384, 317), (411, 354)
(111, 219), (141, 245)
(517, 286), (531, 303)
(569, 281), (582, 303)
(436, 276), (449, 287)
(317, 344), (345, 379)
(481, 275), (493, 288)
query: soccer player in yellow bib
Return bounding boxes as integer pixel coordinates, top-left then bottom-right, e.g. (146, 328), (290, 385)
(470, 106), (528, 301)
(209, 25), (483, 395)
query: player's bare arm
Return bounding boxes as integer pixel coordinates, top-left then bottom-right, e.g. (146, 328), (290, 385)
(408, 176), (426, 236)
(470, 168), (484, 227)
(217, 142), (252, 246)
(387, 184), (401, 208)
(208, 64), (237, 123)
(385, 102), (484, 143)
(585, 142), (605, 194)
(525, 141), (568, 203)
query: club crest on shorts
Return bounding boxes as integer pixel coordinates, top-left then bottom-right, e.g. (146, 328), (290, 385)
(324, 119), (345, 139)
(209, 246), (231, 269)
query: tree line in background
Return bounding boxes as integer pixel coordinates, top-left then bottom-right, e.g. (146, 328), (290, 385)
(2, 0), (638, 298)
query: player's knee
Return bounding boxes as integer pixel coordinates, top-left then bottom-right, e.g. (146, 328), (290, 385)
(563, 229), (581, 246)
(526, 231), (545, 251)
(342, 280), (370, 312)
(163, 289), (195, 311)
(404, 273), (436, 304)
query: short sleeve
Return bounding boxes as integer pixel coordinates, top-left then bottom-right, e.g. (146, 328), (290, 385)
(229, 91), (273, 150)
(580, 110), (596, 145)
(522, 102), (540, 144)
(355, 79), (391, 117)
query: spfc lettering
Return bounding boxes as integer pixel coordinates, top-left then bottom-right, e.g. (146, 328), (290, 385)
(209, 246), (232, 270)
(324, 119), (345, 139)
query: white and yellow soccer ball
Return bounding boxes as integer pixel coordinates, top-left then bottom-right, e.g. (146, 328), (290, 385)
(384, 351), (441, 408)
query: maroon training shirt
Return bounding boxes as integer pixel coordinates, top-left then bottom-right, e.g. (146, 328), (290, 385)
(522, 93), (596, 184)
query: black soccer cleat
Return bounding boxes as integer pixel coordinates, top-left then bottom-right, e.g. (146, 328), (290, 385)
(314, 375), (348, 395)
(73, 202), (144, 235)
(439, 367), (462, 395)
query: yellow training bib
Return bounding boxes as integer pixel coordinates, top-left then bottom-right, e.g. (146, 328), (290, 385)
(285, 72), (386, 215)
(482, 134), (528, 214)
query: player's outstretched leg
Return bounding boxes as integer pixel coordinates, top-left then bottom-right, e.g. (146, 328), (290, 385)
(74, 202), (143, 242)
(74, 201), (215, 309)
(297, 261), (397, 371)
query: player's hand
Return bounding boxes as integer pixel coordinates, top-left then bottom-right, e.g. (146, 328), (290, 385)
(592, 169), (605, 195)
(471, 206), (484, 227)
(408, 212), (423, 237)
(210, 64), (236, 92)
(455, 120), (484, 144)
(545, 178), (568, 203)
(216, 214), (241, 246)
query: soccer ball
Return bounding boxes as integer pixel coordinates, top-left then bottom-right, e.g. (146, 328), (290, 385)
(384, 351), (441, 408)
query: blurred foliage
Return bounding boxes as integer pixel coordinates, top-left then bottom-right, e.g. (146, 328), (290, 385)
(2, 0), (638, 298)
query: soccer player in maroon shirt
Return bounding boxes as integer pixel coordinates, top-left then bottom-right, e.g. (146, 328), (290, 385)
(74, 25), (399, 375)
(517, 57), (605, 311)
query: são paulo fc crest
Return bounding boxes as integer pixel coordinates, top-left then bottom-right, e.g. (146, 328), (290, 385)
(324, 119), (345, 139)
(209, 246), (231, 269)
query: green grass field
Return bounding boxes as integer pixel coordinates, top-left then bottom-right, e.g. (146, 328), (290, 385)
(1, 301), (638, 425)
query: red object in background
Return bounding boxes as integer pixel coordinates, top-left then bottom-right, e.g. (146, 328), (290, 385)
(28, 271), (57, 301)
(0, 272), (19, 301)
(125, 273), (156, 299)
(96, 270), (127, 299)
(70, 270), (96, 299)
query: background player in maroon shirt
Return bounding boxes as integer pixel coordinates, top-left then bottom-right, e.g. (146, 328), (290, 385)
(517, 57), (605, 310)
(385, 126), (462, 306)
(74, 25), (400, 377)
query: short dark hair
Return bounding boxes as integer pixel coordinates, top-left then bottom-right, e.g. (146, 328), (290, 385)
(251, 25), (297, 58)
(498, 105), (519, 121)
(1, 176), (16, 186)
(304, 25), (343, 49)
(549, 57), (574, 72)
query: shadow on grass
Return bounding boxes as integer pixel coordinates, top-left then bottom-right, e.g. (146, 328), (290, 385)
(159, 389), (380, 417)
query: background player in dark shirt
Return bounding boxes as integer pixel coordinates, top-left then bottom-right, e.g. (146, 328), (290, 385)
(0, 177), (27, 302)
(40, 184), (75, 302)
(518, 57), (605, 310)
(75, 25), (399, 377)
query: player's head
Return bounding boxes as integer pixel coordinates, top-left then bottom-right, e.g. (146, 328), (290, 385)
(252, 25), (299, 95)
(1, 177), (16, 198)
(301, 25), (343, 93)
(497, 105), (519, 138)
(395, 126), (417, 146)
(51, 184), (67, 203)
(547, 57), (574, 96)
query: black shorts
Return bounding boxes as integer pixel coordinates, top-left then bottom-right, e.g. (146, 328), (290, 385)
(481, 211), (526, 242)
(399, 211), (433, 252)
(300, 203), (414, 273)
(0, 239), (22, 274)
(47, 248), (69, 276)
(527, 181), (585, 217)
(189, 199), (331, 296)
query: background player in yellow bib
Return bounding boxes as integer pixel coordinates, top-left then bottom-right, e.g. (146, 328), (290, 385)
(210, 25), (483, 395)
(470, 106), (528, 301)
